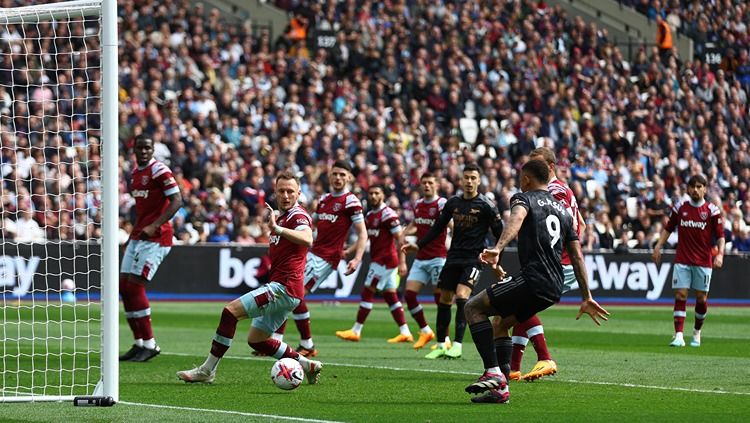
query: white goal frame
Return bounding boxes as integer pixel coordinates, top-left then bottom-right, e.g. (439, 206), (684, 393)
(0, 0), (118, 403)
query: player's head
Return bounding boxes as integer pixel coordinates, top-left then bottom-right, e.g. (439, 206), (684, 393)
(462, 163), (482, 197)
(529, 147), (557, 182)
(367, 184), (385, 208)
(420, 172), (438, 198)
(275, 171), (301, 212)
(520, 159), (550, 192)
(329, 160), (353, 192)
(686, 174), (708, 202)
(134, 136), (154, 167)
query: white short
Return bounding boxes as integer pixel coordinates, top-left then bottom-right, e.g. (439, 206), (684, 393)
(120, 240), (171, 281)
(672, 264), (712, 292)
(562, 265), (578, 294)
(406, 257), (446, 285)
(239, 282), (301, 334)
(364, 262), (399, 291)
(303, 252), (336, 293)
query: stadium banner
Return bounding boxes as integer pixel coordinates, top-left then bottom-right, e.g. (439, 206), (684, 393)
(4, 243), (748, 303)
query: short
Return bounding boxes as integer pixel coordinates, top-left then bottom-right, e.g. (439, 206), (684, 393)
(303, 252), (336, 293)
(406, 257), (446, 285)
(437, 263), (482, 292)
(486, 274), (556, 323)
(672, 264), (712, 292)
(239, 282), (301, 334)
(120, 240), (171, 281)
(561, 265), (578, 294)
(364, 262), (399, 291)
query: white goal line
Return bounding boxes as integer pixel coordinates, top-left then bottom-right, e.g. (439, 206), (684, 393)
(163, 351), (750, 397)
(118, 401), (345, 423)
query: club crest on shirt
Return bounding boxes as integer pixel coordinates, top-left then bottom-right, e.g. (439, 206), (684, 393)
(429, 207), (437, 216)
(699, 211), (708, 220)
(372, 218), (380, 226)
(141, 175), (150, 185)
(469, 208), (480, 214)
(333, 203), (342, 212)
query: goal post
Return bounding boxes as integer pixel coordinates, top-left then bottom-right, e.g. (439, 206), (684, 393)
(0, 0), (118, 403)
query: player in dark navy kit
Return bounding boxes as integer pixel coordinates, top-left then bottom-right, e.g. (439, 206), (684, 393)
(463, 160), (609, 404)
(402, 163), (504, 360)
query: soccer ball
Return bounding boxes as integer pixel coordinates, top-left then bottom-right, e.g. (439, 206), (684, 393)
(270, 358), (304, 390)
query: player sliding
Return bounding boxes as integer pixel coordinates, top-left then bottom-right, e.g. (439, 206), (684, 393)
(509, 148), (588, 381)
(402, 163), (504, 359)
(177, 172), (322, 384)
(401, 173), (450, 349)
(119, 136), (182, 363)
(464, 160), (608, 404)
(652, 174), (724, 347)
(336, 185), (412, 342)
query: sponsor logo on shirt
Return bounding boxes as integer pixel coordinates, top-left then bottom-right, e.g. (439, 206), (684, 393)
(318, 213), (339, 223)
(414, 217), (435, 225)
(367, 229), (380, 237)
(132, 189), (149, 198)
(681, 220), (707, 230)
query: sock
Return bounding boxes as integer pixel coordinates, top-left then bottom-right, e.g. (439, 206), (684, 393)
(123, 280), (154, 343)
(202, 354), (220, 372)
(355, 288), (375, 328)
(210, 307), (238, 359)
(143, 338), (156, 349)
(694, 300), (707, 331)
(293, 300), (313, 346)
(383, 291), (408, 328)
(405, 289), (430, 330)
(120, 276), (143, 341)
(511, 324), (529, 372)
(469, 320), (497, 369)
(436, 303), (452, 344)
(494, 337), (513, 379)
(352, 322), (364, 335)
(674, 299), (687, 334)
(249, 339), (299, 360)
(454, 298), (467, 343)
(525, 317), (551, 361)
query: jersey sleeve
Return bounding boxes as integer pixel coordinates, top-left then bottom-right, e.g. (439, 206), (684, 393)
(509, 193), (530, 212)
(665, 202), (681, 233)
(345, 194), (365, 223)
(709, 204), (724, 240)
(384, 208), (402, 234)
(288, 209), (312, 231)
(563, 213), (578, 243)
(153, 162), (179, 196)
(485, 198), (504, 240)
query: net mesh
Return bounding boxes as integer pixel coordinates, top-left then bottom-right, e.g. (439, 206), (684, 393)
(0, 1), (103, 401)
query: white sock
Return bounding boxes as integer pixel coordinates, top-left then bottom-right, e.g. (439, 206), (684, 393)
(420, 326), (432, 334)
(271, 332), (284, 341)
(297, 355), (310, 370)
(399, 324), (411, 336)
(300, 338), (314, 349)
(143, 338), (156, 349)
(202, 354), (220, 372)
(352, 322), (363, 335)
(693, 329), (701, 338)
(674, 332), (684, 339)
(134, 338), (144, 347)
(487, 366), (501, 375)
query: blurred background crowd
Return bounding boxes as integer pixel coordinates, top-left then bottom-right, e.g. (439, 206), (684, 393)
(1, 0), (749, 253)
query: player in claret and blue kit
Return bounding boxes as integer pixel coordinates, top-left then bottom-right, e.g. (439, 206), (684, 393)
(652, 174), (725, 347)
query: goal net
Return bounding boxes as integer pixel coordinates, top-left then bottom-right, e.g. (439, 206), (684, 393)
(0, 0), (118, 403)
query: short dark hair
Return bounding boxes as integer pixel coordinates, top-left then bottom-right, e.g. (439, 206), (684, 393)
(368, 184), (385, 194)
(134, 135), (153, 146)
(687, 174), (708, 187)
(522, 159), (550, 184)
(275, 170), (300, 186)
(420, 172), (436, 180)
(463, 162), (481, 174)
(529, 147), (557, 165)
(331, 159), (352, 173)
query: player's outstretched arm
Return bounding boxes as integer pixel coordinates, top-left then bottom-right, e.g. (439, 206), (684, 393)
(567, 239), (609, 325)
(345, 220), (368, 275)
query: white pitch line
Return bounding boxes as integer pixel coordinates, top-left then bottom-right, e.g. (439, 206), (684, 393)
(118, 401), (345, 423)
(164, 351), (750, 396)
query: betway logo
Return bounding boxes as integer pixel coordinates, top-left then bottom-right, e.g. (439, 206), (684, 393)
(0, 255), (41, 296)
(132, 189), (149, 198)
(318, 213), (338, 223)
(414, 217), (435, 225)
(681, 220), (706, 230)
(585, 255), (671, 300)
(367, 229), (380, 237)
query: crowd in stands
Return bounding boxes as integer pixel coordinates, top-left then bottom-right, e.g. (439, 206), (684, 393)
(1, 0), (749, 253)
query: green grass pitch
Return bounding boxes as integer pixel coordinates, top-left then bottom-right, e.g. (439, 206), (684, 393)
(2, 302), (749, 422)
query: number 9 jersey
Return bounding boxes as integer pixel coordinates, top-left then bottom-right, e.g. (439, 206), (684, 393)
(509, 190), (578, 301)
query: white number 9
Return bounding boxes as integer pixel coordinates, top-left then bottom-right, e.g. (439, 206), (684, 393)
(546, 215), (560, 248)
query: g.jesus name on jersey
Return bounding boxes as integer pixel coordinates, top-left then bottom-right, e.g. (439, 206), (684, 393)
(130, 159), (179, 246)
(269, 205), (312, 299)
(366, 205), (402, 268)
(413, 197), (448, 260)
(666, 200), (723, 268)
(311, 192), (364, 265)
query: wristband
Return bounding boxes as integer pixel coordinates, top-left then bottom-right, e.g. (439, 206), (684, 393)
(274, 226), (284, 235)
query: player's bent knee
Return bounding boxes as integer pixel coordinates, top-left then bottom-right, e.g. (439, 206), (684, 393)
(464, 295), (488, 324)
